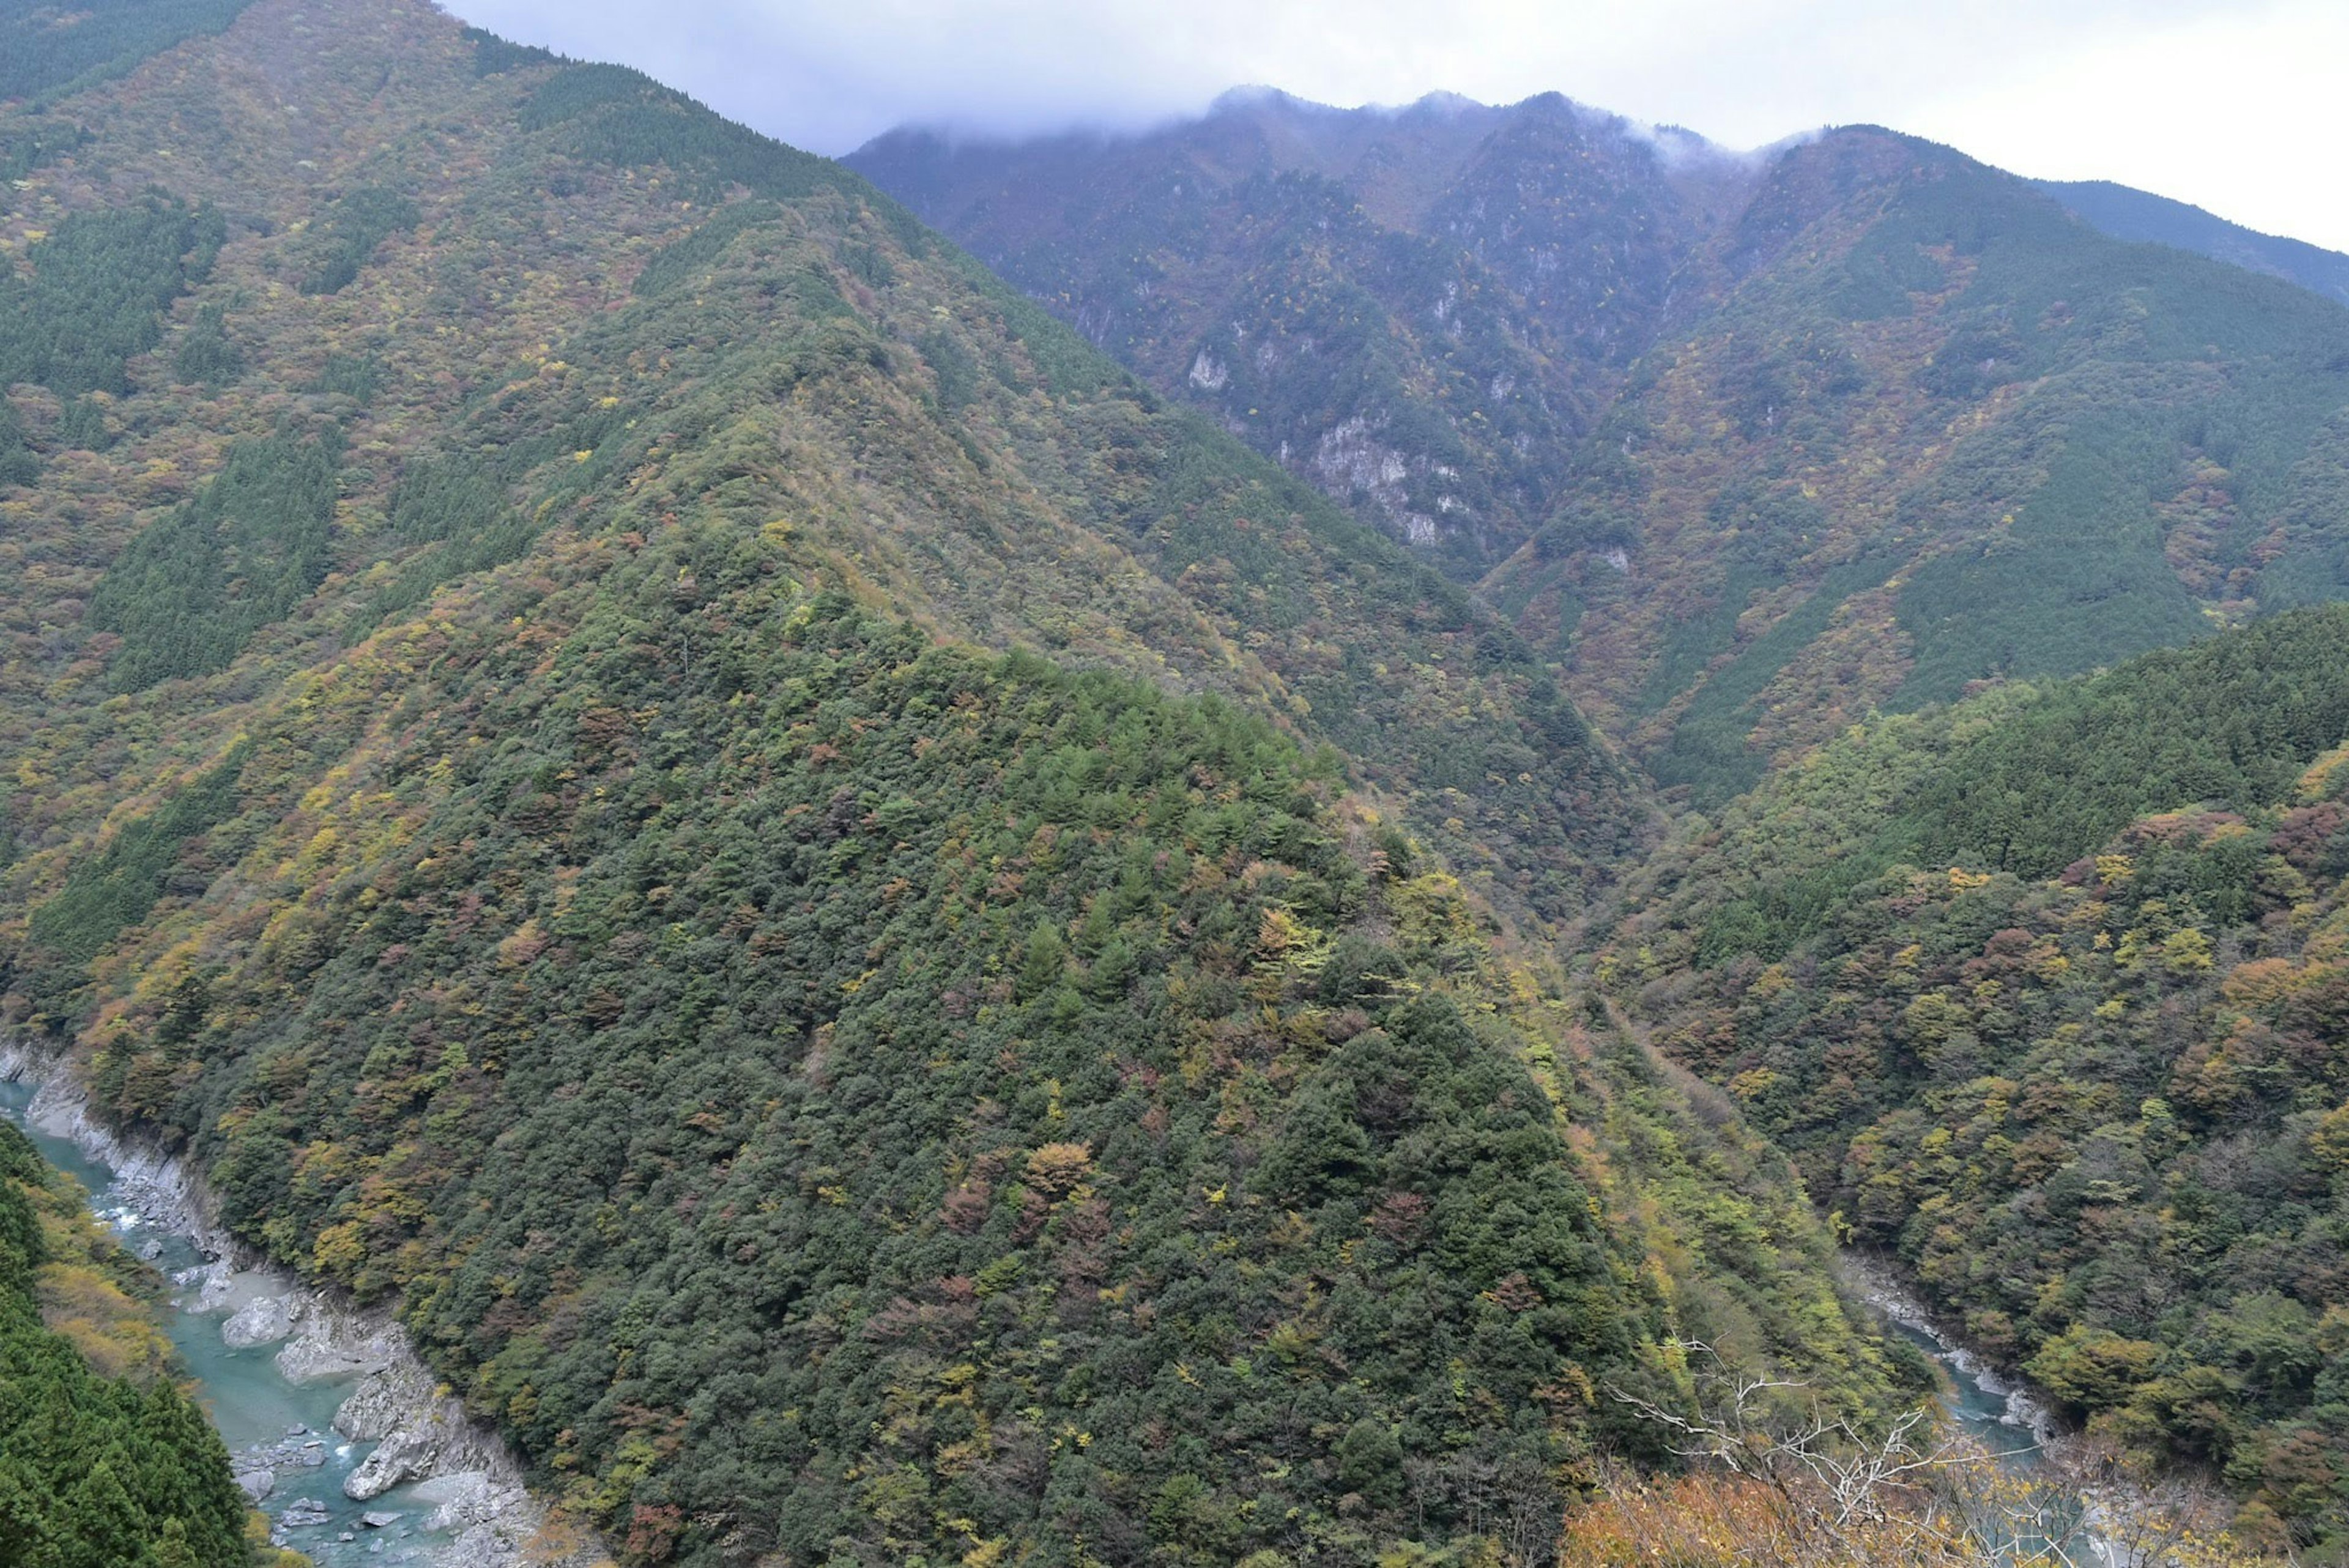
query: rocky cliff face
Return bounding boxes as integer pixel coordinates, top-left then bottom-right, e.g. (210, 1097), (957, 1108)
(859, 112), (2349, 806)
(851, 91), (1753, 577)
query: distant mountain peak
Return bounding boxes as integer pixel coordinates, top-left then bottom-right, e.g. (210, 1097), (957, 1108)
(1409, 88), (1488, 116)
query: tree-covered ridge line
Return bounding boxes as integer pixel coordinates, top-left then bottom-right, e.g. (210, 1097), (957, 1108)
(2033, 178), (2349, 310)
(0, 1116), (269, 1567)
(1619, 607), (2349, 965)
(0, 0), (1649, 936)
(1491, 135), (2349, 803)
(46, 519), (1894, 1562)
(861, 112), (2349, 808)
(0, 4), (1906, 1563)
(849, 93), (1726, 579)
(1602, 607), (2349, 1553)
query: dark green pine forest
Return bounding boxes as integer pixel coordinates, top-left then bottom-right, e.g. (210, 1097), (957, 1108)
(0, 0), (2343, 1564)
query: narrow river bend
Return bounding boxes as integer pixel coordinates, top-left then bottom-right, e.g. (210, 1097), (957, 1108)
(1, 1077), (457, 1566)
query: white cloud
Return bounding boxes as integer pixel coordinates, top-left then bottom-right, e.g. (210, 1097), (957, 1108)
(1903, 2), (2349, 250)
(443, 0), (2348, 251)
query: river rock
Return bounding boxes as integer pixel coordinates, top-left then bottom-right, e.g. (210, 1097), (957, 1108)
(236, 1430), (330, 1473)
(362, 1510), (401, 1528)
(439, 1519), (533, 1568)
(234, 1470), (274, 1502)
(340, 1365), (511, 1502)
(343, 1406), (503, 1501)
(334, 1362), (439, 1441)
(2, 1042), (611, 1568)
(179, 1260), (236, 1312)
(276, 1298), (404, 1384)
(222, 1291), (300, 1348)
(417, 1470), (523, 1532)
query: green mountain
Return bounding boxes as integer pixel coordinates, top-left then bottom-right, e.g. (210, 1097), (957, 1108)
(856, 114), (2349, 808)
(11, 0), (2334, 1559)
(0, 2), (1901, 1564)
(2033, 179), (2349, 310)
(1603, 608), (2349, 1553)
(852, 92), (1756, 580)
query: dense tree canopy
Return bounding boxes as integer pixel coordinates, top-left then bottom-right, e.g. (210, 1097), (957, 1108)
(1606, 609), (2349, 1552)
(62, 555), (1720, 1563)
(0, 1120), (254, 1568)
(0, 4), (1896, 1561)
(0, 196), (224, 398)
(19, 0), (2345, 1562)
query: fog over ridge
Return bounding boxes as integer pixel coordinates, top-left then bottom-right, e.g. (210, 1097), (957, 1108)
(444, 0), (2349, 253)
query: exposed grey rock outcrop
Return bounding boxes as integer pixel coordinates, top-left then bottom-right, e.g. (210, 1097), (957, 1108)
(415, 1470), (528, 1533)
(341, 1405), (514, 1503)
(335, 1364), (441, 1441)
(278, 1297), (403, 1384)
(221, 1291), (301, 1348)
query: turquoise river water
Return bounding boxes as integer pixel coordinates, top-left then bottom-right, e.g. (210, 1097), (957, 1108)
(1, 1077), (450, 1565)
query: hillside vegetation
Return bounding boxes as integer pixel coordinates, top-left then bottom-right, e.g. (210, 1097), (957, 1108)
(860, 112), (2349, 806)
(0, 4), (1646, 938)
(17, 0), (2336, 1561)
(1502, 136), (2349, 804)
(2035, 180), (2349, 309)
(0, 2), (1906, 1564)
(57, 550), (1889, 1562)
(853, 93), (1751, 578)
(1605, 608), (2349, 1553)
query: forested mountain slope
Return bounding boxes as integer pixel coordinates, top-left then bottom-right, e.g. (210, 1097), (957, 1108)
(0, 0), (1649, 933)
(2033, 179), (2349, 309)
(1501, 132), (2349, 804)
(1603, 608), (2349, 1553)
(0, 0), (259, 105)
(859, 114), (2349, 807)
(853, 92), (1757, 578)
(0, 2), (1904, 1563)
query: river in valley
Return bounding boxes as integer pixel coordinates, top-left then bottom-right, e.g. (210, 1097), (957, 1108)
(1, 1061), (2118, 1568)
(1849, 1254), (2131, 1566)
(1, 1077), (455, 1566)
(1891, 1317), (2054, 1466)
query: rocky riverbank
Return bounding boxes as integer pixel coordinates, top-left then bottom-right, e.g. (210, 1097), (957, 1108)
(1841, 1248), (2062, 1448)
(0, 1041), (603, 1568)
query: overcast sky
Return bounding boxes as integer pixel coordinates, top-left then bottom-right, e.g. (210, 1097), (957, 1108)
(446, 0), (2349, 253)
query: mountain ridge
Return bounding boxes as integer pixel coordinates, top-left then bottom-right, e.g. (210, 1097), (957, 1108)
(854, 105), (2349, 807)
(0, 2), (1906, 1563)
(2033, 177), (2349, 309)
(1, 4), (2337, 1562)
(1600, 607), (2349, 1552)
